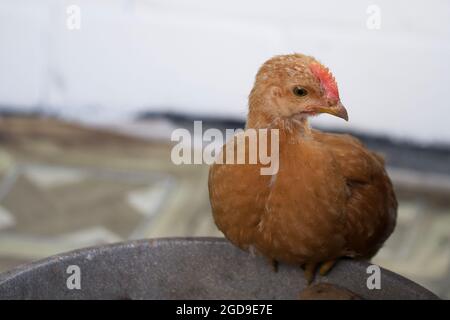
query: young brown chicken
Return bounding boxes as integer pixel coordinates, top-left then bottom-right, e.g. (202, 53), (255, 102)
(208, 54), (397, 283)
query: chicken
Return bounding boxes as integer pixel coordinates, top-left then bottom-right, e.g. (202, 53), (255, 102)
(208, 53), (397, 283)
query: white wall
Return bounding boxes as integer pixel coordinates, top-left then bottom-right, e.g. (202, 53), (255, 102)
(0, 0), (449, 144)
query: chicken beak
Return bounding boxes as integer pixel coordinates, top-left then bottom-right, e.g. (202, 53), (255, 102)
(320, 101), (349, 121)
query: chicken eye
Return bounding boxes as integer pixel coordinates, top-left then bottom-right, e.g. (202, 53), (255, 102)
(293, 87), (308, 97)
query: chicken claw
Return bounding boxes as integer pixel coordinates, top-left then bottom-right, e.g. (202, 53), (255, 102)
(303, 263), (317, 284)
(319, 260), (337, 276)
(267, 258), (279, 272)
(302, 260), (337, 284)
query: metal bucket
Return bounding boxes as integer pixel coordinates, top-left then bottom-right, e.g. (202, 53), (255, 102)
(0, 237), (438, 299)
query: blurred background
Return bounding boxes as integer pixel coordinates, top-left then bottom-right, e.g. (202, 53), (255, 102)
(0, 0), (449, 298)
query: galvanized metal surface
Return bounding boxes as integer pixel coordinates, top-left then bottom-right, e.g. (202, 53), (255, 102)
(0, 237), (439, 299)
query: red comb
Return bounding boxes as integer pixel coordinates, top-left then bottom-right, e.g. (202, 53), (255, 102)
(309, 62), (339, 101)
